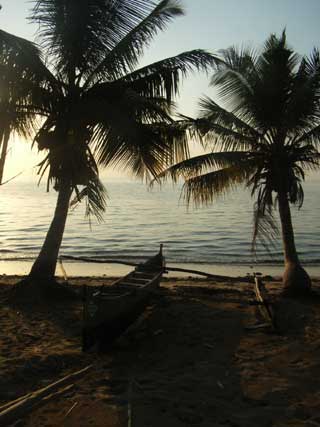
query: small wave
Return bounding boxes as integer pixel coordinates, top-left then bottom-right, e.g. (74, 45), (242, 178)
(0, 256), (36, 261)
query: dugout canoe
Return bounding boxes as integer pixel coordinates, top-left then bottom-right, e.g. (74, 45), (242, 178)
(82, 244), (165, 351)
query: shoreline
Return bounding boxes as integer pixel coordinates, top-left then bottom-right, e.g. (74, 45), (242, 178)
(1, 259), (320, 279)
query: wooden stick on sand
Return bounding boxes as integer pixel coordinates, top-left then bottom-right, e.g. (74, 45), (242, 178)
(0, 365), (92, 426)
(254, 276), (276, 330)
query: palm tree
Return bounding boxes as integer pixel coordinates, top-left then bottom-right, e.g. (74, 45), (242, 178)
(157, 32), (320, 296)
(0, 0), (214, 286)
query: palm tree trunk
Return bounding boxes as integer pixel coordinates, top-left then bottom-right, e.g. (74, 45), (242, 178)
(29, 180), (72, 281)
(0, 127), (10, 185)
(278, 190), (311, 295)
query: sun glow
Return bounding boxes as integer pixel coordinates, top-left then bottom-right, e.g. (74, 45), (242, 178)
(2, 136), (40, 183)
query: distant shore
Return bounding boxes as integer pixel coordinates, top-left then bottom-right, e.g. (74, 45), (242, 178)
(1, 259), (320, 279)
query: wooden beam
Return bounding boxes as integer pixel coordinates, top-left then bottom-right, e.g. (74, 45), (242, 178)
(60, 255), (250, 282)
(0, 365), (92, 426)
(254, 277), (276, 330)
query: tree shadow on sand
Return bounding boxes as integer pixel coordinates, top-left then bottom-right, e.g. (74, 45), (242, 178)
(97, 287), (282, 427)
(0, 281), (86, 403)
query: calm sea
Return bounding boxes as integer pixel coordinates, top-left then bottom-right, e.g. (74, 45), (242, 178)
(0, 179), (319, 275)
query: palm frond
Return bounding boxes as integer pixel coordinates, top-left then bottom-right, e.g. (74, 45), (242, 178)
(210, 45), (258, 121)
(294, 123), (320, 147)
(250, 31), (301, 130)
(120, 50), (215, 102)
(85, 82), (175, 124)
(31, 0), (183, 82)
(0, 29), (60, 89)
(93, 118), (189, 181)
(85, 0), (184, 85)
(70, 175), (107, 223)
(182, 161), (256, 207)
(284, 50), (320, 132)
(252, 202), (279, 253)
(0, 29), (41, 71)
(31, 0), (123, 78)
(35, 125), (101, 193)
(155, 151), (251, 184)
(194, 102), (261, 151)
(0, 29), (57, 181)
(146, 120), (190, 166)
(199, 96), (262, 142)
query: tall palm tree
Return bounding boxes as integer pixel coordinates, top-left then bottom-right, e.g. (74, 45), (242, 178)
(0, 0), (214, 285)
(157, 32), (320, 296)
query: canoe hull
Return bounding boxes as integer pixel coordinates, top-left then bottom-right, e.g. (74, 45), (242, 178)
(82, 257), (164, 351)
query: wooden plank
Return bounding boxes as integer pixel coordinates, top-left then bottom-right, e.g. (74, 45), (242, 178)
(99, 292), (132, 299)
(254, 277), (276, 330)
(132, 272), (155, 277)
(127, 278), (150, 284)
(120, 282), (147, 287)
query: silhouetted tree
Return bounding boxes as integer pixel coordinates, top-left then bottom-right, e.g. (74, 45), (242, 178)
(159, 32), (320, 295)
(1, 0), (214, 286)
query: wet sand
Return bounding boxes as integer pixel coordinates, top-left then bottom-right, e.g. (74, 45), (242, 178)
(1, 275), (320, 427)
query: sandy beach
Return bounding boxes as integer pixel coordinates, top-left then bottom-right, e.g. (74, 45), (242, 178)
(1, 275), (320, 427)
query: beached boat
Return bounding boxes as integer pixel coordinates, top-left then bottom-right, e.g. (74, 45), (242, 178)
(82, 245), (165, 351)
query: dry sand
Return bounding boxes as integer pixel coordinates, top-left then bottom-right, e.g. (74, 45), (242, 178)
(1, 275), (320, 427)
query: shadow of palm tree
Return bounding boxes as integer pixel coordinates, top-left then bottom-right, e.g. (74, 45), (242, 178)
(98, 288), (281, 426)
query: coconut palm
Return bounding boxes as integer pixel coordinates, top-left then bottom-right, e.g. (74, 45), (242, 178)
(157, 32), (320, 295)
(0, 0), (214, 285)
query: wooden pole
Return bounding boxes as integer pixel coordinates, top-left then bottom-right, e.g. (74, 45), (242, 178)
(60, 255), (250, 282)
(0, 365), (92, 426)
(254, 277), (276, 330)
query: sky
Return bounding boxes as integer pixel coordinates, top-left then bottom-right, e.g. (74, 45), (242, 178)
(1, 0), (320, 182)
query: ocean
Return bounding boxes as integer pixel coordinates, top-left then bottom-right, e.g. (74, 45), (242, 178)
(0, 179), (319, 277)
